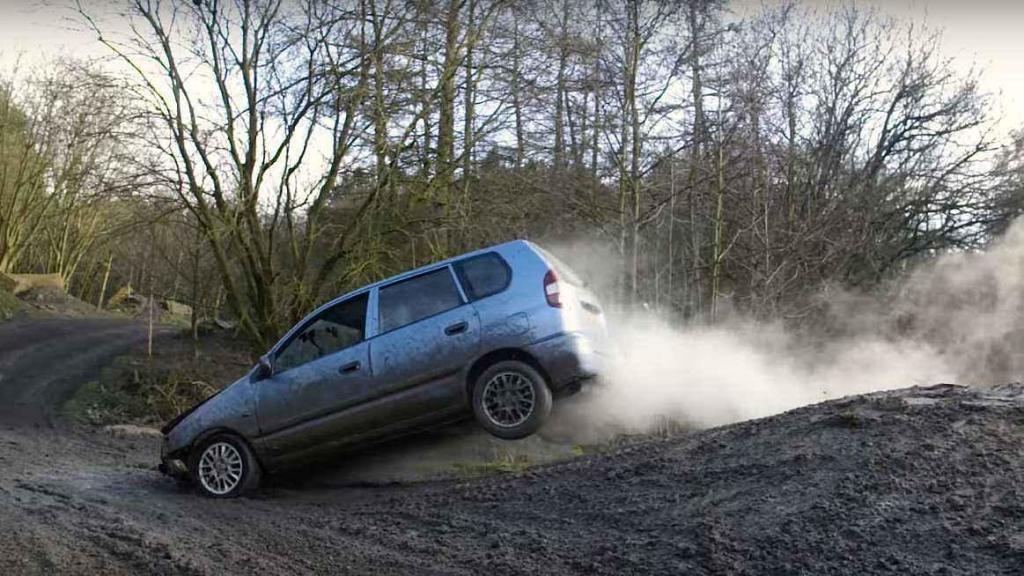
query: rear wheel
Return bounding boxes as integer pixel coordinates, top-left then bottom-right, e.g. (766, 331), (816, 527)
(472, 360), (552, 440)
(189, 433), (261, 498)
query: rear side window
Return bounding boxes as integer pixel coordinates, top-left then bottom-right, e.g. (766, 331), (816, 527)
(379, 268), (463, 333)
(455, 253), (511, 301)
(276, 293), (367, 373)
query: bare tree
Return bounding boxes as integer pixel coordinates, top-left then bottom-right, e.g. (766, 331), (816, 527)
(0, 75), (52, 273)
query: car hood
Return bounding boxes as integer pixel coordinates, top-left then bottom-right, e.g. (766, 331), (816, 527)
(160, 388), (225, 435)
(161, 371), (260, 457)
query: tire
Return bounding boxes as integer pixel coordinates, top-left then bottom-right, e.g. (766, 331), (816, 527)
(471, 360), (553, 440)
(188, 433), (261, 498)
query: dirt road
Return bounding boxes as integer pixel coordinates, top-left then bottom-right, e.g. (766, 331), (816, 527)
(2, 318), (1024, 575)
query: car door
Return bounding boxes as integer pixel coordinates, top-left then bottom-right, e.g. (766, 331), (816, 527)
(255, 293), (372, 455)
(367, 266), (481, 426)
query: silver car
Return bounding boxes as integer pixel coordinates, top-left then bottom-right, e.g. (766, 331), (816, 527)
(160, 240), (607, 497)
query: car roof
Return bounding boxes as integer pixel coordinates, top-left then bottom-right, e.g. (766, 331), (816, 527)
(278, 239), (535, 348)
(362, 238), (530, 292)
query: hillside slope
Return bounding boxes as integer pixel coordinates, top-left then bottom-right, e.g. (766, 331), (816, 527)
(394, 383), (1024, 575)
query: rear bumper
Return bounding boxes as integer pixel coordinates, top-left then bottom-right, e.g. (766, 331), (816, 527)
(525, 331), (606, 393)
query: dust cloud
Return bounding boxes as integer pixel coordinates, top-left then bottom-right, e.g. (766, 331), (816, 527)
(543, 221), (1024, 441)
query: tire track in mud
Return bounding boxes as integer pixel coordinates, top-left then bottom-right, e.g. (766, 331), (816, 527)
(0, 317), (481, 575)
(0, 317), (156, 426)
(5, 465), (201, 575)
(0, 318), (188, 575)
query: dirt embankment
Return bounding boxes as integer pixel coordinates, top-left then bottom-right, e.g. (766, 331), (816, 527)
(2, 318), (1024, 575)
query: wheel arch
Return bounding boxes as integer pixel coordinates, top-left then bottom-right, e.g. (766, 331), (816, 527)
(465, 348), (551, 401)
(187, 427), (264, 469)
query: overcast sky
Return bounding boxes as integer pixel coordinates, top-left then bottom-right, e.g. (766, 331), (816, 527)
(1, 0), (1022, 131)
(751, 0), (1024, 131)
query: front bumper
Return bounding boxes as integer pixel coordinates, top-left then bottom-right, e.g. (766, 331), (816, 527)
(159, 458), (189, 479)
(159, 436), (190, 479)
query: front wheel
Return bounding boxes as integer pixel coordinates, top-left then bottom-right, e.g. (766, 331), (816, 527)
(472, 360), (552, 440)
(188, 433), (261, 498)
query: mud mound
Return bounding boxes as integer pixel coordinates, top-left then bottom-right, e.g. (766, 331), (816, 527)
(18, 286), (107, 317)
(276, 422), (582, 487)
(374, 384), (1024, 575)
(4, 272), (64, 296)
(4, 349), (1024, 576)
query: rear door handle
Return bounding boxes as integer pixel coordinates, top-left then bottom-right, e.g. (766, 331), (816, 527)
(444, 321), (468, 336)
(339, 361), (360, 374)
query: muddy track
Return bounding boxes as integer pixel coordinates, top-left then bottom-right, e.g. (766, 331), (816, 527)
(0, 317), (158, 425)
(2, 318), (1024, 575)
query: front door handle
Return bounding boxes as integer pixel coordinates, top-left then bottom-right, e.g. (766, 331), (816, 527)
(444, 321), (468, 336)
(339, 361), (360, 374)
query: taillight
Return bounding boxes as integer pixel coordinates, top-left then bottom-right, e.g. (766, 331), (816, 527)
(543, 269), (561, 308)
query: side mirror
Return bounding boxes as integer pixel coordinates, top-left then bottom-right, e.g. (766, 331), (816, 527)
(255, 355), (274, 380)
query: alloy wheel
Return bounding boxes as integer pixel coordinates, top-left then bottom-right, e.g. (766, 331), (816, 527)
(481, 371), (537, 428)
(198, 441), (244, 496)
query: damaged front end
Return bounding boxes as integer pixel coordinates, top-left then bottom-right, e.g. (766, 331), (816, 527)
(157, 371), (259, 480)
(158, 444), (190, 479)
(157, 390), (221, 479)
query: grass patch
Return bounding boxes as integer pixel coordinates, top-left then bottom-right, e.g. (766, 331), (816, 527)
(64, 328), (252, 426)
(64, 354), (219, 426)
(451, 451), (533, 477)
(158, 311), (192, 329)
(65, 377), (146, 425)
(0, 290), (23, 320)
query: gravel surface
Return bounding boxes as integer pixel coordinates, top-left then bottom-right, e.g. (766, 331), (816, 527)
(1, 318), (1023, 575)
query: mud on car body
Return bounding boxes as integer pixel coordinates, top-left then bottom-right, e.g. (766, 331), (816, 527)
(160, 240), (608, 497)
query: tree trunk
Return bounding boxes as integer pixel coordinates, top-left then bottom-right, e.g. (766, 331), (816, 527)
(710, 143), (725, 322)
(437, 0), (462, 196)
(553, 0), (569, 170)
(687, 0), (706, 320)
(510, 16), (525, 169)
(96, 253), (113, 310)
(461, 0), (477, 243)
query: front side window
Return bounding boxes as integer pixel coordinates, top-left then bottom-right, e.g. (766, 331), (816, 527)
(275, 293), (368, 373)
(455, 253), (511, 300)
(379, 268), (463, 333)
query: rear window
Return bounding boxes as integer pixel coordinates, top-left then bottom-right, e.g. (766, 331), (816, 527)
(454, 253), (511, 300)
(533, 245), (584, 286)
(379, 267), (463, 332)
